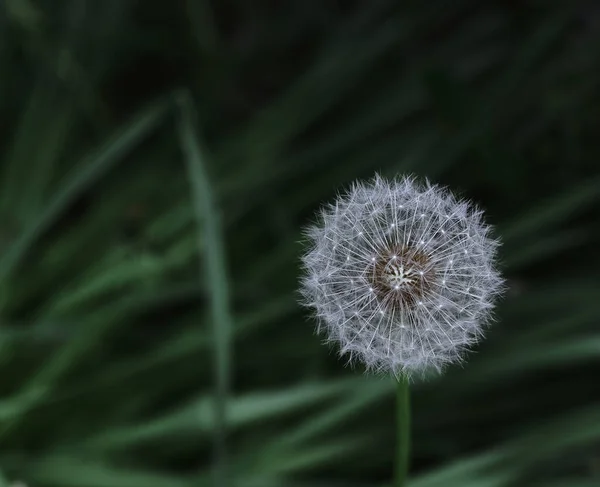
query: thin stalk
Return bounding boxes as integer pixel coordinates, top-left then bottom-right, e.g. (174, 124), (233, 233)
(396, 376), (411, 487)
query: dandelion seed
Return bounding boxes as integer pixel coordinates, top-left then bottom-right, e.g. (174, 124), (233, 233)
(299, 175), (504, 378)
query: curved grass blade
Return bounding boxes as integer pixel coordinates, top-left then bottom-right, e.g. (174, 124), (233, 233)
(177, 90), (233, 487)
(0, 98), (170, 286)
(22, 455), (195, 487)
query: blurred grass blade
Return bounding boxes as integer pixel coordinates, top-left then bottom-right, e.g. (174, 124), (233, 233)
(217, 13), (413, 168)
(0, 98), (170, 285)
(185, 0), (220, 53)
(0, 80), (72, 222)
(404, 451), (505, 487)
(22, 104), (74, 222)
(0, 285), (203, 434)
(262, 379), (391, 453)
(177, 90), (233, 487)
(24, 455), (196, 487)
(248, 435), (370, 478)
(500, 174), (600, 244)
(77, 379), (361, 451)
(545, 482), (600, 487)
(412, 403), (600, 487)
(502, 226), (591, 270)
(43, 248), (172, 316)
(470, 335), (600, 382)
(507, 403), (600, 465)
(6, 295), (293, 416)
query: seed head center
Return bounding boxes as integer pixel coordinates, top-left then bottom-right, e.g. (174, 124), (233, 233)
(384, 262), (416, 287)
(370, 245), (436, 310)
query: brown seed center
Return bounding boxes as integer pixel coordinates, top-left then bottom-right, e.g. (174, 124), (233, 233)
(369, 245), (436, 310)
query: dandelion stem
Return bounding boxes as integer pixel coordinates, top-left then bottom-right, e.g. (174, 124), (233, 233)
(395, 376), (411, 487)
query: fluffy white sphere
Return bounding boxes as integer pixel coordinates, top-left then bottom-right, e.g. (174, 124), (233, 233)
(300, 175), (504, 378)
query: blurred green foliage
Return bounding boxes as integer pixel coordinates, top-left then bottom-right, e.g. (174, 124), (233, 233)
(0, 0), (599, 486)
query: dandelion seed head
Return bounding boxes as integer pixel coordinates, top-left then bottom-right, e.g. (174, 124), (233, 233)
(299, 175), (504, 379)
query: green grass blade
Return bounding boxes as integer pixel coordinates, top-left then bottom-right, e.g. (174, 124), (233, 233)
(0, 285), (201, 431)
(22, 456), (195, 487)
(473, 336), (600, 381)
(408, 451), (504, 487)
(76, 379), (360, 451)
(0, 81), (72, 222)
(544, 481), (600, 487)
(502, 226), (591, 270)
(500, 174), (600, 244)
(177, 90), (233, 487)
(185, 0), (220, 54)
(0, 98), (170, 286)
(262, 379), (391, 453)
(248, 435), (370, 478)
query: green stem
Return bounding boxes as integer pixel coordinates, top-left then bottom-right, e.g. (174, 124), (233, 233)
(396, 376), (411, 487)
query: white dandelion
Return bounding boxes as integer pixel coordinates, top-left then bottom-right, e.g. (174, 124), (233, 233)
(300, 175), (504, 378)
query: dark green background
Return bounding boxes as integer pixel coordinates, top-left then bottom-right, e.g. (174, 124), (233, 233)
(0, 1), (599, 486)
